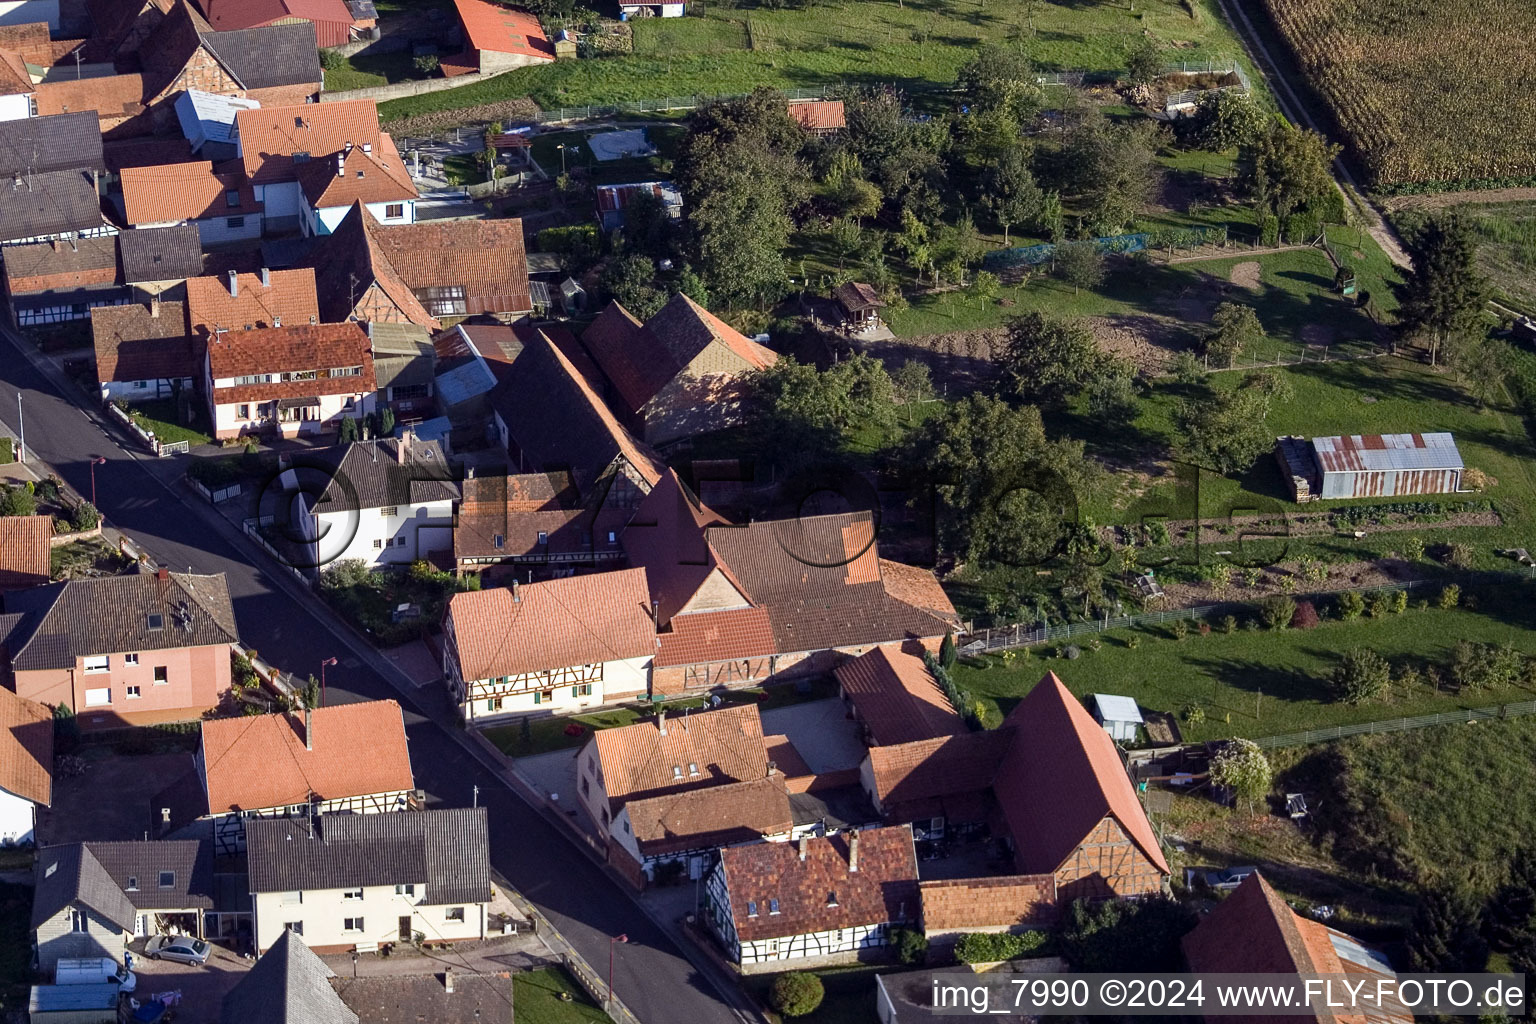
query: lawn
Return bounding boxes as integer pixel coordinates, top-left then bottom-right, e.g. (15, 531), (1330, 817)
(513, 968), (613, 1024)
(379, 0), (1258, 123)
(1394, 201), (1536, 313)
(323, 51), (421, 91)
(442, 152), (487, 185)
(529, 125), (685, 185)
(745, 964), (906, 1024)
(317, 563), (474, 646)
(125, 399), (212, 447)
(483, 678), (839, 757)
(952, 596), (1536, 741)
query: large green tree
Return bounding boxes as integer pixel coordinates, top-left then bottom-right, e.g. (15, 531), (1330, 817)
(1185, 89), (1267, 151)
(956, 45), (1043, 125)
(1408, 884), (1490, 972)
(1000, 311), (1101, 406)
(1203, 302), (1265, 367)
(1396, 212), (1491, 367)
(1174, 375), (1283, 474)
(1063, 116), (1158, 235)
(601, 253), (665, 320)
(981, 147), (1042, 246)
(748, 352), (896, 460)
(1241, 120), (1340, 220)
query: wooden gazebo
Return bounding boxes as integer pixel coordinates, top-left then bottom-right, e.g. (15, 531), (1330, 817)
(832, 281), (885, 333)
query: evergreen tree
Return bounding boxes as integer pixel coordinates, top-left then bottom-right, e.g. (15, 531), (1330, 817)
(337, 417), (358, 444)
(939, 630), (957, 670)
(1396, 213), (1491, 367)
(1484, 848), (1536, 954)
(1408, 884), (1489, 972)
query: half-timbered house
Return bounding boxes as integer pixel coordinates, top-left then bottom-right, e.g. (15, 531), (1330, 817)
(179, 700), (416, 854)
(442, 569), (655, 722)
(705, 825), (919, 973)
(608, 774), (796, 888)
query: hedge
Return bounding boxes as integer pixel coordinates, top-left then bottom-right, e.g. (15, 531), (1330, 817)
(953, 930), (1050, 964)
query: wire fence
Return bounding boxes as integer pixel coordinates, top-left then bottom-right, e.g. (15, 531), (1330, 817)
(1252, 699), (1536, 749)
(535, 84), (834, 123)
(960, 568), (1536, 656)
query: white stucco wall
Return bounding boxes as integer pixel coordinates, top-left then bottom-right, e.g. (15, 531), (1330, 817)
(196, 214), (263, 246)
(313, 500), (454, 568)
(255, 181), (304, 218)
(0, 92), (31, 122)
(211, 392), (373, 440)
(101, 377), (194, 403)
(313, 199), (415, 236)
(0, 788), (37, 845)
(252, 884), (486, 954)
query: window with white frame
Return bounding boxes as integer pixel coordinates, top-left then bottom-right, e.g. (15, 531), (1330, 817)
(395, 884), (415, 897)
(385, 204), (404, 219)
(124, 653), (139, 665)
(83, 655), (109, 673)
(445, 907), (465, 922)
(126, 685), (142, 699)
(343, 917), (364, 932)
(285, 921), (303, 935)
(84, 687), (111, 707)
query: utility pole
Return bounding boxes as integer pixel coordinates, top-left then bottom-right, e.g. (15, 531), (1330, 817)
(15, 391), (24, 463)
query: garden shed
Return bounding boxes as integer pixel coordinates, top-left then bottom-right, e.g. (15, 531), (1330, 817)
(1308, 433), (1463, 500)
(1091, 693), (1143, 743)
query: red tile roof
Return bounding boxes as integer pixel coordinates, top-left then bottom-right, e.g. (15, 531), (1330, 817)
(655, 607), (777, 668)
(185, 267), (319, 338)
(121, 161), (260, 225)
(208, 322), (374, 404)
(3, 238), (119, 294)
(235, 99), (381, 184)
(202, 0), (355, 43)
(864, 729), (1012, 813)
(0, 516), (52, 590)
(919, 874), (1057, 933)
(370, 213), (531, 318)
(91, 300), (198, 384)
(719, 825), (918, 942)
(621, 469), (735, 626)
(297, 134), (417, 208)
(453, 0), (554, 61)
(444, 570), (656, 681)
(835, 646), (965, 746)
(199, 700), (414, 813)
(590, 703), (768, 810)
(762, 734), (813, 780)
(992, 673), (1169, 876)
(34, 73), (147, 122)
(624, 774), (793, 857)
(788, 99), (846, 131)
(0, 685), (51, 806)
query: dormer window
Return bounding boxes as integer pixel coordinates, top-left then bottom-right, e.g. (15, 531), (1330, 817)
(537, 531), (548, 545)
(746, 901), (757, 918)
(671, 766), (682, 781)
(687, 762), (698, 777)
(827, 891), (837, 907)
(768, 898), (780, 915)
(158, 871), (175, 889)
(225, 190), (239, 207)
(126, 876), (139, 891)
(493, 534), (503, 549)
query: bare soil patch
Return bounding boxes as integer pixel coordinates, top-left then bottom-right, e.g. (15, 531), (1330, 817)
(1085, 314), (1190, 374)
(1383, 186), (1536, 212)
(1229, 260), (1262, 290)
(860, 327), (1006, 393)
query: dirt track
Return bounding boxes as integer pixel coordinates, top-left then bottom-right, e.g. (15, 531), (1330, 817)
(1382, 187), (1536, 212)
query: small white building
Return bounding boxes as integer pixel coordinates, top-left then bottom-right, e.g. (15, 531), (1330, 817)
(245, 807), (490, 955)
(302, 434), (459, 570)
(1090, 693), (1143, 743)
(0, 686), (51, 845)
(442, 569), (655, 722)
(705, 825), (919, 974)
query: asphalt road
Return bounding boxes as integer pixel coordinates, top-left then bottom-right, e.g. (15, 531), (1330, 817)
(0, 334), (746, 1024)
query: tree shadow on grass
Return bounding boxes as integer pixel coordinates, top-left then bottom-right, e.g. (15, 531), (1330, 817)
(1180, 654), (1334, 708)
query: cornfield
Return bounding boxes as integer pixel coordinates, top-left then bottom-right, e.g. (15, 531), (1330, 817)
(1262, 0), (1536, 191)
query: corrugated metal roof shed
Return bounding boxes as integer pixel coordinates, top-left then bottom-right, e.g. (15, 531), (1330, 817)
(1091, 693), (1143, 724)
(1311, 433), (1463, 474)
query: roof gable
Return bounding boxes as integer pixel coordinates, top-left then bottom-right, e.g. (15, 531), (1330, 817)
(0, 685), (51, 805)
(120, 160), (259, 225)
(31, 844), (136, 932)
(623, 774), (793, 857)
(919, 874), (1057, 933)
(590, 703), (769, 808)
(0, 112), (106, 175)
(86, 839), (212, 910)
(222, 930), (358, 1024)
(306, 201), (436, 328)
(118, 223), (204, 283)
(236, 99), (381, 184)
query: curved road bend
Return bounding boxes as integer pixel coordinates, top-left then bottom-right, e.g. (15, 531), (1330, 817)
(0, 330), (750, 1024)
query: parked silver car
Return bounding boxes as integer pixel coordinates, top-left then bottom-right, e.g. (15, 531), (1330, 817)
(144, 935), (210, 965)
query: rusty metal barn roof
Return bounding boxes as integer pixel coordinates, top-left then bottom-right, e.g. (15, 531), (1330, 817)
(1311, 433), (1463, 474)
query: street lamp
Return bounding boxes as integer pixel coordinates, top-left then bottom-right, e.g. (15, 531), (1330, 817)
(320, 657), (338, 707)
(556, 143), (566, 175)
(15, 391), (24, 464)
(608, 934), (627, 1007)
(89, 457), (105, 508)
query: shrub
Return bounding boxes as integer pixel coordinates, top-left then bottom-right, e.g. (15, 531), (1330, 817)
(1183, 704), (1206, 725)
(1290, 600), (1320, 630)
(891, 926), (928, 964)
(1404, 536), (1426, 562)
(0, 485), (36, 517)
(0, 436), (12, 464)
(1209, 737), (1273, 811)
(318, 48), (343, 71)
(1242, 567), (1263, 588)
(1170, 619), (1189, 641)
(1443, 542), (1474, 568)
(70, 502), (99, 532)
(1260, 595), (1296, 630)
(770, 973), (824, 1017)
(1388, 590), (1407, 614)
(413, 53), (440, 74)
(1331, 647), (1391, 704)
(1125, 634), (1142, 649)
(1439, 583), (1461, 609)
(1367, 593), (1391, 618)
(954, 930), (1050, 964)
(1063, 644), (1082, 659)
(1221, 614), (1237, 634)
(939, 630), (957, 670)
(1197, 620), (1212, 636)
(1336, 591), (1365, 620)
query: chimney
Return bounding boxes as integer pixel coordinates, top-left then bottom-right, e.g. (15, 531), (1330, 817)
(657, 706), (666, 736)
(226, 270), (238, 297)
(798, 835), (808, 861)
(304, 706), (313, 751)
(847, 829), (859, 873)
(260, 266), (271, 288)
(395, 430), (410, 464)
(510, 580), (519, 604)
(149, 295), (161, 319)
(336, 152), (345, 177)
(156, 566), (168, 582)
(650, 599), (660, 626)
(160, 807), (170, 826)
(444, 968), (454, 994)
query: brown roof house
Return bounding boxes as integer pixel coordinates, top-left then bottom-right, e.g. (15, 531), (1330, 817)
(856, 672), (1171, 901)
(835, 646), (965, 748)
(448, 470), (630, 580)
(161, 698), (417, 854)
(118, 223), (205, 301)
(918, 875), (1057, 951)
(577, 703), (787, 882)
(1183, 872), (1414, 1024)
(119, 160), (264, 245)
(0, 569), (239, 731)
(442, 568), (656, 723)
(0, 685), (52, 845)
(91, 298), (199, 403)
(623, 469), (958, 694)
(203, 321), (374, 439)
(705, 824), (919, 972)
(305, 201), (530, 328)
(0, 515), (52, 591)
(580, 293), (777, 444)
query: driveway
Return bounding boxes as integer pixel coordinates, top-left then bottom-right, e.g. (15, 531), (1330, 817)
(128, 939), (252, 1024)
(40, 751), (194, 844)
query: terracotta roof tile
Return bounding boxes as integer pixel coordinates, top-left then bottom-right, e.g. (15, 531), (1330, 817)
(835, 647), (965, 746)
(620, 469), (734, 626)
(992, 673), (1169, 876)
(788, 99), (846, 131)
(590, 703), (768, 810)
(369, 214), (530, 317)
(199, 699), (414, 812)
(0, 515), (53, 591)
(202, 0), (353, 38)
(645, 292), (776, 373)
(0, 49), (31, 96)
(297, 134), (417, 209)
(762, 734), (813, 780)
(453, 0), (554, 61)
(121, 160), (260, 224)
(235, 99), (381, 184)
(719, 824), (918, 942)
(91, 300), (198, 383)
(33, 73), (146, 121)
(919, 874), (1057, 933)
(625, 774), (792, 857)
(879, 558), (959, 622)
(2, 236), (118, 293)
(655, 607), (777, 668)
(444, 568), (655, 681)
(186, 267), (319, 338)
(864, 729), (1011, 811)
(306, 201), (435, 328)
(208, 322), (373, 404)
(0, 683), (52, 805)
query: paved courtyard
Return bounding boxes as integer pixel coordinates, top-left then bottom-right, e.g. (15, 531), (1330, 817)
(127, 937), (253, 1024)
(761, 699), (865, 773)
(41, 751), (194, 844)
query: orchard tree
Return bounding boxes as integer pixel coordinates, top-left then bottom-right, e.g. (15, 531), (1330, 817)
(1054, 241), (1105, 295)
(601, 254), (665, 320)
(956, 45), (1043, 125)
(1209, 738), (1272, 812)
(1241, 120), (1340, 220)
(1204, 302), (1265, 367)
(1396, 212), (1491, 367)
(1187, 89), (1267, 151)
(1173, 384), (1272, 474)
(1000, 311), (1101, 406)
(1124, 38), (1163, 90)
(892, 359), (933, 405)
(1065, 117), (1158, 234)
(984, 145), (1043, 245)
(1330, 647), (1390, 704)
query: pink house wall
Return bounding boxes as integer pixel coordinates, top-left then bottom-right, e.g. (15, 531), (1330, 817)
(13, 644), (234, 729)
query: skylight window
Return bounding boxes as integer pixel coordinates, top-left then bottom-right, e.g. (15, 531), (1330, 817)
(147, 614), (164, 630)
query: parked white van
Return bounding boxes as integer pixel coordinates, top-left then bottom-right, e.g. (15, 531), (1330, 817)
(53, 958), (136, 993)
